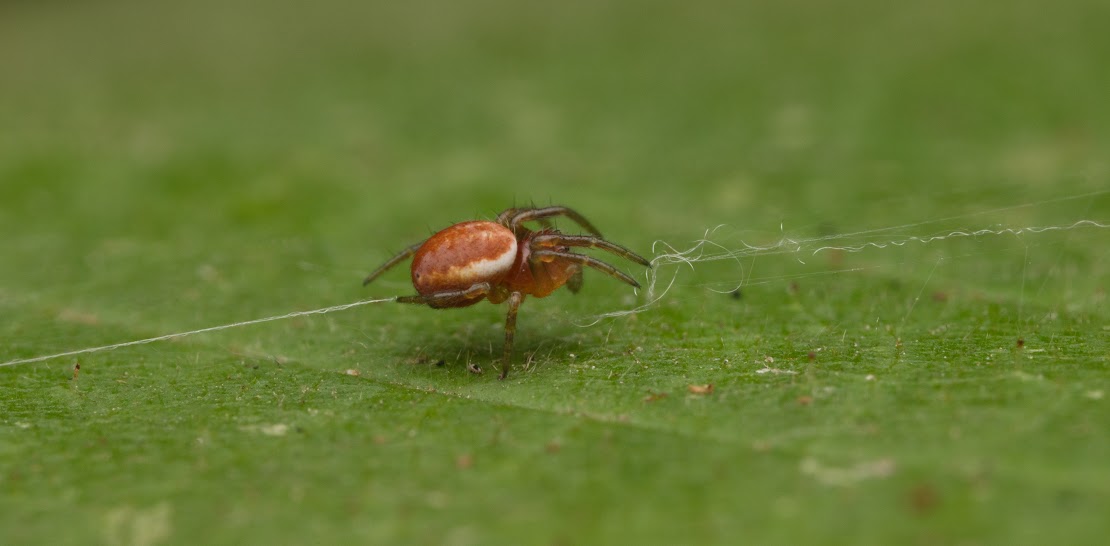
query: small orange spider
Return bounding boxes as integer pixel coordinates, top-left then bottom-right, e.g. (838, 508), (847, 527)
(363, 205), (651, 379)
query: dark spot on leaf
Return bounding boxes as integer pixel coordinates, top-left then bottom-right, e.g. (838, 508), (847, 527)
(1056, 489), (1081, 509)
(908, 484), (940, 515)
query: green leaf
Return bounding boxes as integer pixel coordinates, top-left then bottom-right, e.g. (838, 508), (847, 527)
(2, 0), (1108, 544)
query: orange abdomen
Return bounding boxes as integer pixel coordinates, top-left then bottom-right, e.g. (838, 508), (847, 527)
(411, 221), (519, 298)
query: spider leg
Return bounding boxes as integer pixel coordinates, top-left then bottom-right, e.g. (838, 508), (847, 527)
(531, 233), (652, 267)
(532, 249), (642, 289)
(500, 291), (525, 380)
(496, 207), (543, 236)
(498, 206), (603, 237)
(394, 282), (492, 307)
(495, 207), (533, 227)
(566, 266), (584, 294)
(363, 241), (424, 286)
(494, 207), (519, 224)
(394, 283), (524, 379)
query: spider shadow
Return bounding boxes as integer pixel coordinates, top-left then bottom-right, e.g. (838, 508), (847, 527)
(386, 317), (607, 379)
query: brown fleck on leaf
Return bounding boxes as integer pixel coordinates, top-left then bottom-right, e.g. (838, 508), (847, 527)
(908, 483), (940, 515)
(797, 395), (814, 406)
(688, 384), (714, 395)
(1016, 338), (1025, 348)
(932, 291), (949, 302)
(56, 308), (100, 325)
(456, 454), (473, 470)
(545, 441), (562, 454)
(72, 362), (81, 381)
(372, 435), (388, 445)
(643, 391), (669, 403)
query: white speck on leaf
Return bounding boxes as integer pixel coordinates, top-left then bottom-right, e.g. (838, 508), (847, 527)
(240, 423), (289, 436)
(756, 367), (797, 375)
(261, 424), (288, 436)
(800, 457), (895, 486)
(104, 502), (172, 546)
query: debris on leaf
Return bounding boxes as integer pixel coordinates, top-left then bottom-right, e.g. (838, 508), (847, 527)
(908, 483), (940, 515)
(643, 391), (669, 403)
(800, 457), (896, 486)
(688, 384), (714, 395)
(57, 308), (100, 325)
(756, 367), (797, 375)
(344, 369), (360, 376)
(467, 362), (483, 375)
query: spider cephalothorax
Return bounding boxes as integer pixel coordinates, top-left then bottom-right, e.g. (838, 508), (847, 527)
(363, 206), (650, 379)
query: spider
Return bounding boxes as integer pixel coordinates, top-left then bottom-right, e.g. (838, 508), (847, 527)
(362, 205), (651, 380)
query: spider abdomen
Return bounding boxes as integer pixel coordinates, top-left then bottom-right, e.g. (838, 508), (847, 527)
(411, 221), (518, 301)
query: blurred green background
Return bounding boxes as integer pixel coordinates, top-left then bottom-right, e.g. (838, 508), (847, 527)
(1, 0), (1107, 544)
